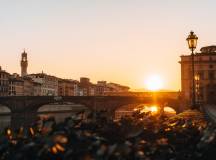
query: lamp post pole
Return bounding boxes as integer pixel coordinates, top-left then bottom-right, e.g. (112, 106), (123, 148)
(186, 31), (198, 109)
(191, 48), (196, 109)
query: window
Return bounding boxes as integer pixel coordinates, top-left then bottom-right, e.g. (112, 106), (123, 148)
(209, 64), (213, 69)
(197, 71), (204, 80)
(209, 57), (213, 61)
(209, 71), (215, 80)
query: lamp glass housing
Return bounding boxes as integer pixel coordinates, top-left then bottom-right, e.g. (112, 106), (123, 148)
(186, 31), (198, 50)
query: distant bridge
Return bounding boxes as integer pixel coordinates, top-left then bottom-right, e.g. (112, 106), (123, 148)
(0, 96), (182, 128)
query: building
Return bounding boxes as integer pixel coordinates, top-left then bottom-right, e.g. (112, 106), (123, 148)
(72, 80), (80, 96)
(89, 84), (96, 96)
(0, 66), (10, 96)
(180, 45), (216, 104)
(58, 79), (76, 96)
(95, 81), (130, 96)
(33, 82), (42, 96)
(23, 77), (34, 96)
(28, 73), (58, 96)
(9, 74), (42, 96)
(78, 77), (93, 96)
(80, 77), (90, 84)
(20, 50), (28, 77)
(105, 83), (130, 95)
(95, 81), (108, 96)
(9, 74), (24, 96)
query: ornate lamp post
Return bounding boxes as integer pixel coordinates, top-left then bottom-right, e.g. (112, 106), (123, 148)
(186, 31), (198, 109)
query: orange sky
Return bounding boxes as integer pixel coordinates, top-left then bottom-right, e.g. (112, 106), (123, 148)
(0, 1), (216, 90)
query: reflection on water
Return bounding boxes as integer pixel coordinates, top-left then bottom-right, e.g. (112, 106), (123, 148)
(115, 104), (177, 120)
(164, 107), (176, 116)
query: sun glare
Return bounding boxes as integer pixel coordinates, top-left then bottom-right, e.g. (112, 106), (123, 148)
(150, 106), (158, 113)
(135, 105), (159, 115)
(145, 75), (164, 91)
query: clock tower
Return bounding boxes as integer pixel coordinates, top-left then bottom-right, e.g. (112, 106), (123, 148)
(20, 50), (28, 77)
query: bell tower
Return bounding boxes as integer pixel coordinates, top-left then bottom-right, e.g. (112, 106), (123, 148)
(20, 50), (28, 77)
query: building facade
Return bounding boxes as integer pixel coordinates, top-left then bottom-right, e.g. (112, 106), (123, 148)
(0, 66), (10, 96)
(106, 83), (130, 92)
(28, 73), (58, 96)
(180, 46), (216, 104)
(95, 81), (108, 96)
(33, 82), (42, 96)
(9, 74), (24, 96)
(78, 77), (93, 96)
(23, 77), (34, 96)
(95, 81), (130, 96)
(58, 79), (75, 96)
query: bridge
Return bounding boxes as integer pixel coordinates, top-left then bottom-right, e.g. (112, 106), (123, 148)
(0, 96), (182, 128)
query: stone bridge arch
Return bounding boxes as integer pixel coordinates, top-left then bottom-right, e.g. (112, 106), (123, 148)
(0, 104), (11, 130)
(37, 102), (87, 113)
(110, 99), (181, 113)
(24, 96), (96, 113)
(0, 104), (11, 113)
(0, 96), (182, 128)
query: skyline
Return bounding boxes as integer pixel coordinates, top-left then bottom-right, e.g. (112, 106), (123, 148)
(1, 1), (216, 90)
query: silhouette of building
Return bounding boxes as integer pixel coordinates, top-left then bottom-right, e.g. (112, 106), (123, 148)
(20, 50), (28, 77)
(180, 45), (216, 104)
(0, 66), (10, 96)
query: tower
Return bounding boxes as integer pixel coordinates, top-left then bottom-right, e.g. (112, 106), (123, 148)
(20, 50), (28, 77)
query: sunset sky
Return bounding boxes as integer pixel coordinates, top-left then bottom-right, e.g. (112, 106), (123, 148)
(0, 0), (216, 90)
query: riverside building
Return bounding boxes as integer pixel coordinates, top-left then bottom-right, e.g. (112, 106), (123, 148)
(58, 79), (78, 96)
(180, 46), (216, 104)
(9, 74), (24, 96)
(28, 73), (58, 96)
(0, 66), (9, 96)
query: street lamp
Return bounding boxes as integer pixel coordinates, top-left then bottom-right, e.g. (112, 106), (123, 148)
(186, 31), (198, 109)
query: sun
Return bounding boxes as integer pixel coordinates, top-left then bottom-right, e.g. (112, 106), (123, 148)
(145, 75), (164, 91)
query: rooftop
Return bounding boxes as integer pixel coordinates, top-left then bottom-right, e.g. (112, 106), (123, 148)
(0, 66), (10, 74)
(181, 46), (216, 57)
(200, 45), (216, 53)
